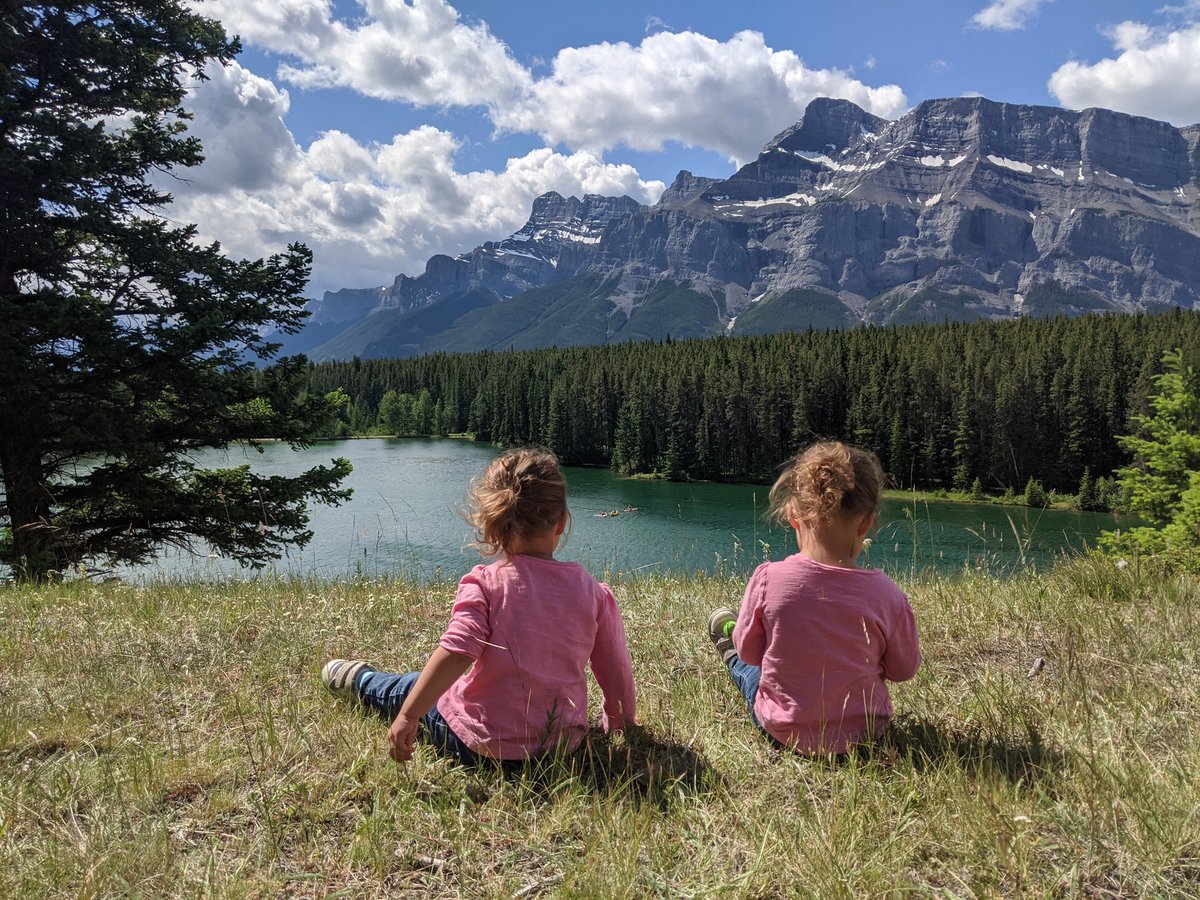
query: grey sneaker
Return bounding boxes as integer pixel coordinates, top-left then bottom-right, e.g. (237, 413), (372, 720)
(321, 659), (376, 701)
(707, 607), (738, 665)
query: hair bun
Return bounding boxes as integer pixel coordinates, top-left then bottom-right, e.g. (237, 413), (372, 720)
(767, 441), (883, 526)
(494, 461), (525, 509)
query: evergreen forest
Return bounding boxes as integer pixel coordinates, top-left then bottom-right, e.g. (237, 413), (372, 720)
(303, 309), (1200, 496)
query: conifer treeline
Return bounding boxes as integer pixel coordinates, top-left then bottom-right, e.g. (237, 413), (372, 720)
(303, 310), (1200, 492)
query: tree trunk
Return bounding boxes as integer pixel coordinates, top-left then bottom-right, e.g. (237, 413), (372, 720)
(0, 429), (56, 580)
(0, 269), (57, 579)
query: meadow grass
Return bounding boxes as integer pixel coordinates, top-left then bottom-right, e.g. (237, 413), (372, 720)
(2, 556), (1198, 897)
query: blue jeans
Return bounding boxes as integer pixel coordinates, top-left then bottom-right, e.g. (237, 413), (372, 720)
(725, 653), (764, 729)
(356, 670), (482, 766)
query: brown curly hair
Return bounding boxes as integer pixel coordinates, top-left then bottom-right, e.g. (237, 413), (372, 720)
(767, 441), (884, 527)
(464, 448), (569, 557)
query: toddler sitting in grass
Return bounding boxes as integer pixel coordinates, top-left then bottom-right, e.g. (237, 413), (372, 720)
(707, 441), (921, 755)
(323, 448), (637, 765)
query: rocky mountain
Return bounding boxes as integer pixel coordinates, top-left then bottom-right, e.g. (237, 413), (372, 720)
(296, 96), (1200, 361)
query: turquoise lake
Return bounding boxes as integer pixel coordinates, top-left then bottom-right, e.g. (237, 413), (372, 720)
(142, 438), (1134, 582)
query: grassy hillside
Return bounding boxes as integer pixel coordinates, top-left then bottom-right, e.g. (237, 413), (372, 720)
(309, 288), (502, 361)
(426, 273), (618, 353)
(732, 288), (858, 334)
(3, 558), (1198, 895)
(619, 282), (723, 342)
(867, 287), (998, 326)
(1021, 281), (1120, 318)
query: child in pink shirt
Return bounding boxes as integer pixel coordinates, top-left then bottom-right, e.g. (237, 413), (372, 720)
(708, 441), (920, 755)
(323, 448), (637, 765)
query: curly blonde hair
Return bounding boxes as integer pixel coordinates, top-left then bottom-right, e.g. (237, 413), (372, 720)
(465, 448), (568, 557)
(768, 441), (884, 527)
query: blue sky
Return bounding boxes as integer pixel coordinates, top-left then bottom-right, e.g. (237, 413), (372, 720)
(172, 0), (1200, 298)
(253, 0), (1165, 180)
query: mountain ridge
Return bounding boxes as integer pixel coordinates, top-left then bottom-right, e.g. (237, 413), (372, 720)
(295, 95), (1200, 361)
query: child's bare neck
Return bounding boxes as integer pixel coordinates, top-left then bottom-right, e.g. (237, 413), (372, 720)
(795, 513), (873, 569)
(506, 522), (564, 560)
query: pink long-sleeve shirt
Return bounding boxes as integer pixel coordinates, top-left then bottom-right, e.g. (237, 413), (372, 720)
(436, 555), (637, 760)
(733, 554), (921, 754)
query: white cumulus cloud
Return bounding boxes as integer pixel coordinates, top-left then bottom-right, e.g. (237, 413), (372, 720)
(172, 3), (913, 297)
(495, 30), (908, 164)
(969, 0), (1049, 31)
(201, 0), (531, 109)
(199, 2), (907, 165)
(180, 61), (302, 193)
(1048, 22), (1200, 125)
(168, 63), (664, 297)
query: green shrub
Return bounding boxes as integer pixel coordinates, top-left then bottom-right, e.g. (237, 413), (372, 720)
(1023, 478), (1049, 508)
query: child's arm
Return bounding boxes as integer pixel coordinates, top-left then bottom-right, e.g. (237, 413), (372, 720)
(732, 563), (769, 665)
(388, 569), (492, 764)
(388, 647), (474, 764)
(590, 586), (637, 731)
(881, 596), (921, 683)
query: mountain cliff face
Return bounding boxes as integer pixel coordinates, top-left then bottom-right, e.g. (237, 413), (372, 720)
(301, 96), (1200, 361)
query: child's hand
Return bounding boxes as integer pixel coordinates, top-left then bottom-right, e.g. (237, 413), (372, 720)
(387, 712), (420, 764)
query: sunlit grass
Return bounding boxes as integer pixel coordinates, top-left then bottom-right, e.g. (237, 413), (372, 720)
(2, 557), (1198, 895)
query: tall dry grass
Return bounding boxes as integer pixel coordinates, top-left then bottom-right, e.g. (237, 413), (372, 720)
(2, 555), (1198, 896)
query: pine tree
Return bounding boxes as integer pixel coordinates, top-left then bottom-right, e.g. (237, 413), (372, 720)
(1114, 349), (1200, 524)
(0, 2), (349, 578)
(1103, 349), (1200, 559)
(543, 379), (569, 458)
(951, 386), (974, 491)
(611, 398), (644, 475)
(1077, 468), (1099, 512)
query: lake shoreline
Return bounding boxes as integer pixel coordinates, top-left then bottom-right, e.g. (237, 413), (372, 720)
(311, 435), (1106, 514)
(123, 439), (1127, 582)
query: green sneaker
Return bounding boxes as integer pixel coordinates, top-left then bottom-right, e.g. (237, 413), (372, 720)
(321, 659), (375, 701)
(707, 607), (738, 665)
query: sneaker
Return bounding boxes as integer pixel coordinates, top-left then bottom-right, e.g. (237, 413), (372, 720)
(321, 659), (375, 701)
(707, 607), (738, 665)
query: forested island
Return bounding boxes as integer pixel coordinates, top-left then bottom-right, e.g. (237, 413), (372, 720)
(304, 308), (1199, 503)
